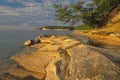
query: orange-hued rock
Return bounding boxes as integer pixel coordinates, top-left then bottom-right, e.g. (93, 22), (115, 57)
(10, 45), (61, 79)
(0, 35), (120, 80)
(24, 39), (32, 46)
(3, 35), (80, 79)
(74, 9), (120, 46)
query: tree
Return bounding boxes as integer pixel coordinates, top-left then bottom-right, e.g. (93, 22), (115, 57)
(54, 0), (120, 28)
(54, 3), (83, 27)
(54, 1), (98, 28)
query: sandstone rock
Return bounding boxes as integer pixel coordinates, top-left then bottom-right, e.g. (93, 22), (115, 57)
(114, 33), (120, 37)
(61, 39), (80, 49)
(65, 45), (120, 80)
(0, 35), (120, 80)
(24, 38), (41, 46)
(109, 33), (120, 38)
(90, 31), (97, 34)
(24, 39), (33, 46)
(109, 34), (116, 37)
(45, 53), (61, 80)
(39, 44), (60, 51)
(51, 35), (56, 38)
(40, 39), (53, 43)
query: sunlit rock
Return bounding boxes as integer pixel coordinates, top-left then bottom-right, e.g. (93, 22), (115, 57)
(24, 39), (33, 46)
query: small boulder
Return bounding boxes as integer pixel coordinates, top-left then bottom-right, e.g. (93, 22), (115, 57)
(51, 35), (56, 38)
(24, 39), (33, 46)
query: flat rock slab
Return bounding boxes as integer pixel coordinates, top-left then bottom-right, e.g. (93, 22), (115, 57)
(0, 35), (120, 80)
(66, 45), (120, 80)
(10, 49), (60, 79)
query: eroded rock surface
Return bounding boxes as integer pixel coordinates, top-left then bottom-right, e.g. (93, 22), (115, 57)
(0, 35), (120, 80)
(66, 45), (120, 80)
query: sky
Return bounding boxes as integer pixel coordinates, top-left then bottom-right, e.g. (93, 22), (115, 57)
(0, 0), (82, 30)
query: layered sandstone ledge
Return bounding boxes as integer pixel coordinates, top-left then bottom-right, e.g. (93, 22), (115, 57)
(74, 30), (120, 46)
(0, 35), (120, 80)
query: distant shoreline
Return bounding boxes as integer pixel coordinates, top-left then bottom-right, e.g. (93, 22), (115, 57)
(35, 28), (69, 30)
(35, 26), (74, 30)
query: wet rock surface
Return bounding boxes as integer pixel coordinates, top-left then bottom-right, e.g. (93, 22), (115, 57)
(0, 35), (120, 80)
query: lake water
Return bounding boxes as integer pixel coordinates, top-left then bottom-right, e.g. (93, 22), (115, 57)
(0, 29), (72, 59)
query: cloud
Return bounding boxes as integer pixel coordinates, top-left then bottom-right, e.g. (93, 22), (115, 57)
(0, 0), (80, 27)
(0, 6), (19, 15)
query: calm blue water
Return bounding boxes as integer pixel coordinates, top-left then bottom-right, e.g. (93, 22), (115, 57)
(0, 30), (72, 59)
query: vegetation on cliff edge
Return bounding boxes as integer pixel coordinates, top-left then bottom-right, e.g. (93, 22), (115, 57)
(54, 0), (120, 28)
